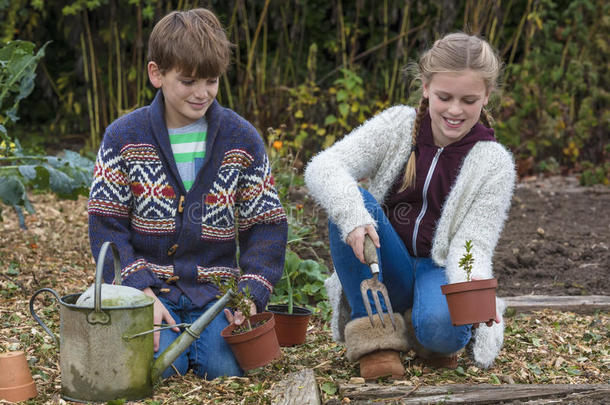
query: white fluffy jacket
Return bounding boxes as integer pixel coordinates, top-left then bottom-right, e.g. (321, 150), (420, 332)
(305, 106), (516, 368)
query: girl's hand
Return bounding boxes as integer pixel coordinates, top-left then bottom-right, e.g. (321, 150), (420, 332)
(346, 224), (380, 264)
(224, 299), (257, 326)
(142, 287), (180, 352)
(469, 277), (501, 329)
(472, 311), (500, 329)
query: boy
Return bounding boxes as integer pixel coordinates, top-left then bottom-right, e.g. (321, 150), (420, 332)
(87, 8), (287, 379)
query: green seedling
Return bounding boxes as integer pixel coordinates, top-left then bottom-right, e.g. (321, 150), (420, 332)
(459, 240), (474, 282)
(212, 276), (254, 331)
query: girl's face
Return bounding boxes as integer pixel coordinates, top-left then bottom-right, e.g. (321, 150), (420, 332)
(423, 70), (489, 147)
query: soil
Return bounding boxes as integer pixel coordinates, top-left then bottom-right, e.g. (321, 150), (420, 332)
(296, 175), (610, 297)
(494, 175), (609, 297)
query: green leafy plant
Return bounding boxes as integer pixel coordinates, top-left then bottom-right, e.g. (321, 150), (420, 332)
(270, 248), (328, 315)
(3, 1), (608, 176)
(212, 276), (254, 332)
(0, 40), (48, 126)
(458, 240), (474, 282)
(0, 40), (94, 226)
(497, 0), (608, 173)
(579, 161), (610, 186)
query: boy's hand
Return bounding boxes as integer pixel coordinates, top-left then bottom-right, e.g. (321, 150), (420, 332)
(224, 299), (257, 326)
(142, 287), (179, 352)
(346, 224), (380, 264)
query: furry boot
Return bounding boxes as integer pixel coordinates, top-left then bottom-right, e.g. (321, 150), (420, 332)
(344, 314), (408, 379)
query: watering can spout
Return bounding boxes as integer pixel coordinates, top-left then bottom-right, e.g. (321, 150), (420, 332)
(150, 289), (234, 383)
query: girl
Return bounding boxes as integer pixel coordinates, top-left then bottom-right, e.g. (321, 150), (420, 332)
(305, 33), (515, 380)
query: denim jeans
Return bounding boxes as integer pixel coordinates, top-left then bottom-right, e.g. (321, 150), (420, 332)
(154, 295), (243, 379)
(329, 188), (471, 354)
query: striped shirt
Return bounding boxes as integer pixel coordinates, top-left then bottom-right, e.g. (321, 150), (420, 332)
(168, 117), (207, 191)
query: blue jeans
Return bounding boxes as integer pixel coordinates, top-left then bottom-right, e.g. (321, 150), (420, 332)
(154, 295), (243, 379)
(329, 188), (471, 354)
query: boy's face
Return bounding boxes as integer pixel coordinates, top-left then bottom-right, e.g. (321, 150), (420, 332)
(148, 62), (219, 128)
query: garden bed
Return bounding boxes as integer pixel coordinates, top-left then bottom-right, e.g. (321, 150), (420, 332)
(0, 175), (608, 404)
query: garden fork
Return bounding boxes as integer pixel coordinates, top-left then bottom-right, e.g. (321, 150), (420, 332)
(359, 235), (396, 330)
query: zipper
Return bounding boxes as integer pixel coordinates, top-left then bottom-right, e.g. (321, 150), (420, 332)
(412, 147), (443, 256)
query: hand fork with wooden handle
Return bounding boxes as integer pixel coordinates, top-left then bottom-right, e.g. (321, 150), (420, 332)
(359, 234), (397, 330)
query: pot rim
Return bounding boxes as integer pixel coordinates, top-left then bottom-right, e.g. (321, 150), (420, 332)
(221, 311), (275, 340)
(441, 278), (498, 295)
(266, 304), (313, 316)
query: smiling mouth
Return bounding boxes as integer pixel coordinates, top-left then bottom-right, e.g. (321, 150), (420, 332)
(188, 101), (208, 109)
(444, 117), (464, 126)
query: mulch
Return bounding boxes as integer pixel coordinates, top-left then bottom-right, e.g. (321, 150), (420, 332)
(0, 186), (608, 404)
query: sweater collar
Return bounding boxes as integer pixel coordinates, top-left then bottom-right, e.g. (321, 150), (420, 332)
(149, 90), (223, 193)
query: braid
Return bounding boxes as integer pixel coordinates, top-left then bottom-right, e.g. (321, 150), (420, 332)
(399, 97), (429, 192)
(480, 106), (494, 127)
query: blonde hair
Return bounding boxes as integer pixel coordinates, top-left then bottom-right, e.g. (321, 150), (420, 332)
(148, 8), (232, 78)
(399, 33), (501, 191)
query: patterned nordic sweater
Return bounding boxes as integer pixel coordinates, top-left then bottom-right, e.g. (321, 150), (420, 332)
(88, 91), (288, 312)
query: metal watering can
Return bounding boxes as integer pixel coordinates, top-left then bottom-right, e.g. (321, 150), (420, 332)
(29, 241), (233, 403)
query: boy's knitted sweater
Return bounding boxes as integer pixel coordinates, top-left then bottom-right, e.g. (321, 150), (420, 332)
(88, 91), (287, 312)
(305, 105), (516, 368)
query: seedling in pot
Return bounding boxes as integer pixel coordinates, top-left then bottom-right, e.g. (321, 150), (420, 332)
(216, 277), (281, 370)
(459, 240), (474, 282)
(441, 239), (498, 326)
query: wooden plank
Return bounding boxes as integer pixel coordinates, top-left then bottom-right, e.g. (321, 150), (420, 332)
(340, 383), (610, 404)
(270, 368), (321, 405)
(502, 295), (610, 313)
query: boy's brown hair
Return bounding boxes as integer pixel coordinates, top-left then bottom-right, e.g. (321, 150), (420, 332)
(148, 8), (232, 78)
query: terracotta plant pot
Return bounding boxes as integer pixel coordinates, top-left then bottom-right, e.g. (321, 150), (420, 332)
(441, 278), (498, 326)
(0, 351), (38, 402)
(267, 304), (312, 346)
(221, 311), (281, 370)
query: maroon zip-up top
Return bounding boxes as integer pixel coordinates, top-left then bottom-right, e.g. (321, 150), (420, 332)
(384, 112), (497, 257)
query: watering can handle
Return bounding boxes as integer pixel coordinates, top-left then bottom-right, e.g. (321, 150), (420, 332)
(89, 241), (122, 324)
(29, 288), (61, 345)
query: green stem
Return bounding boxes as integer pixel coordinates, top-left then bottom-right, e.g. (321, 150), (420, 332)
(84, 10), (100, 145)
(337, 0), (347, 69)
(242, 0), (270, 104)
(286, 269), (293, 314)
(114, 22), (122, 116)
(80, 32), (96, 150)
(0, 156), (47, 162)
(507, 0), (532, 65)
(388, 0), (410, 102)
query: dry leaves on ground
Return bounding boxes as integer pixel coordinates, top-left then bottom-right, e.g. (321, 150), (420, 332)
(0, 194), (608, 404)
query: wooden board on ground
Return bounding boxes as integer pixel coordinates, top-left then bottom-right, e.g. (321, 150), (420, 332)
(270, 368), (321, 405)
(502, 295), (610, 314)
(338, 383), (610, 404)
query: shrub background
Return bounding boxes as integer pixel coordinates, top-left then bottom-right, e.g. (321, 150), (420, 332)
(0, 0), (608, 176)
